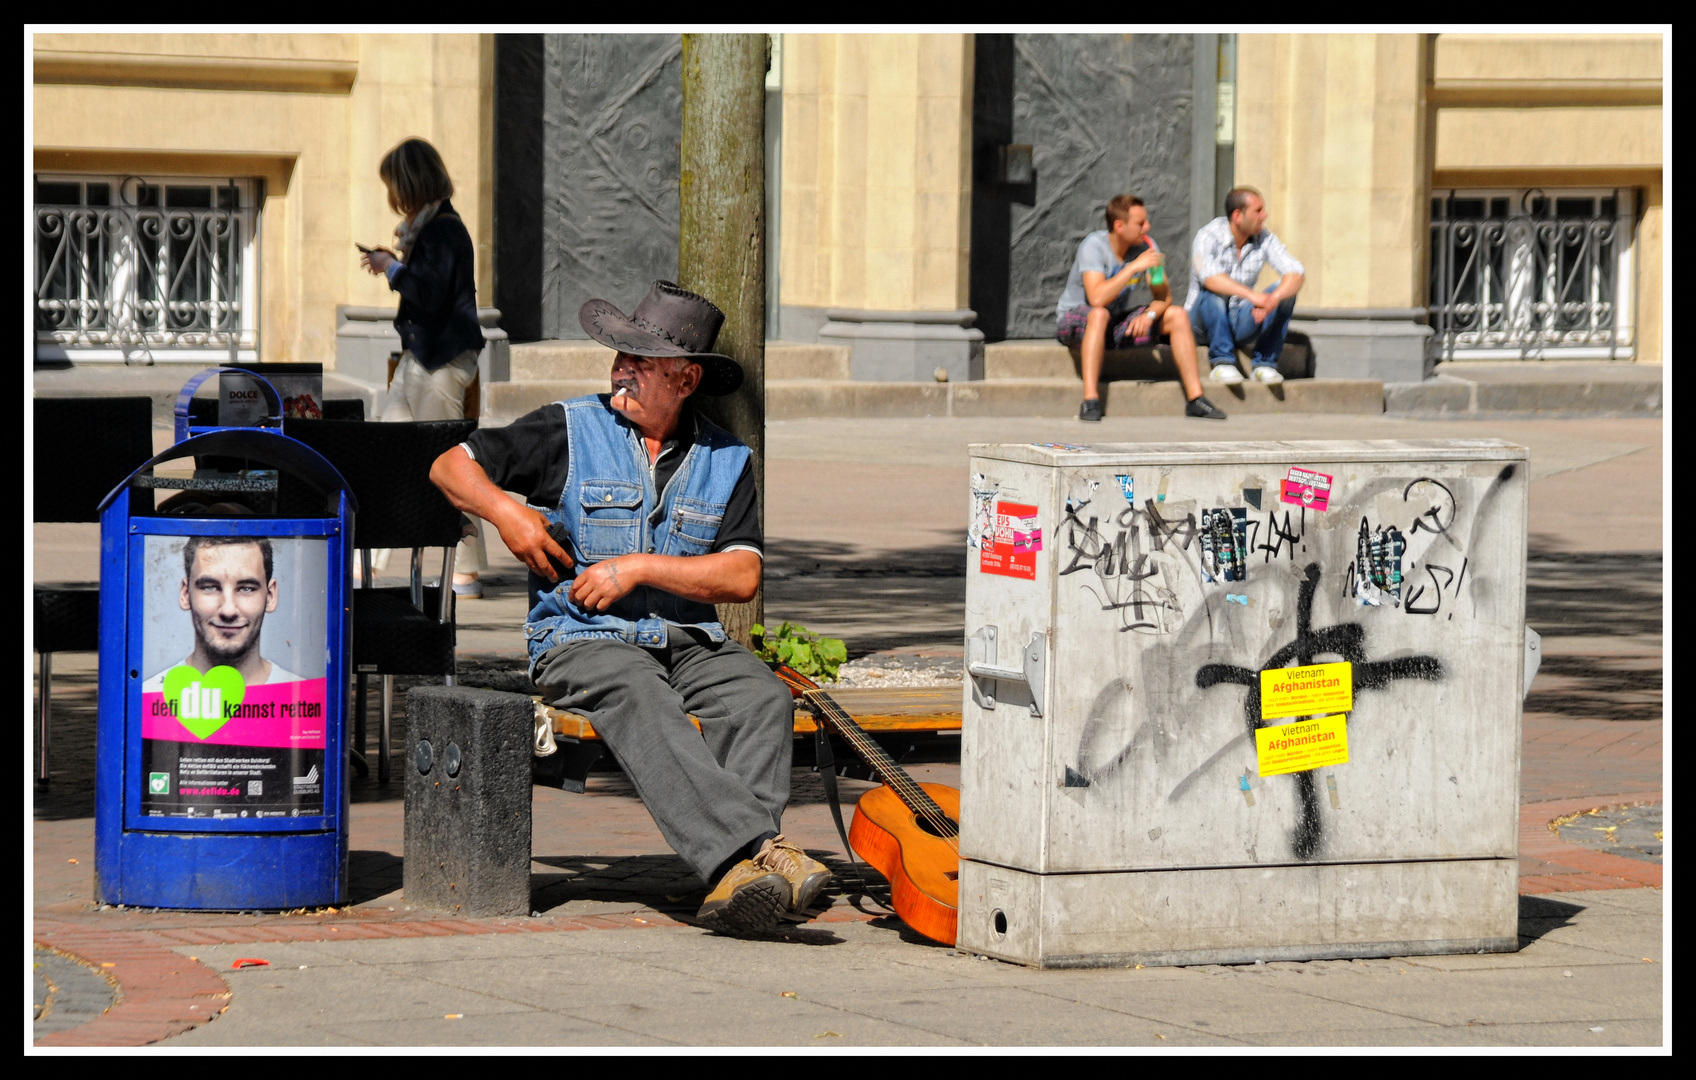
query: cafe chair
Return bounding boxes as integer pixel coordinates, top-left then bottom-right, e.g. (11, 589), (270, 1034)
(33, 397), (156, 784)
(283, 419), (478, 783)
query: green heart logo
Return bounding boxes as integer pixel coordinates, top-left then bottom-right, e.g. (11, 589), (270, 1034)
(161, 664), (246, 740)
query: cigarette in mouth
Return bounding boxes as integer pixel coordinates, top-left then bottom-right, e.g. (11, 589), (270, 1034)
(613, 386), (629, 398)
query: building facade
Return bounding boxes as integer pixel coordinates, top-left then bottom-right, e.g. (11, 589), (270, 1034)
(32, 31), (1663, 376)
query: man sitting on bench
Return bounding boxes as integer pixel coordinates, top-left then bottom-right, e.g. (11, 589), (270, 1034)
(1055, 193), (1226, 422)
(429, 280), (829, 937)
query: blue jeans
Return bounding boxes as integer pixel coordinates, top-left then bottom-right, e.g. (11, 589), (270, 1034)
(1192, 283), (1296, 369)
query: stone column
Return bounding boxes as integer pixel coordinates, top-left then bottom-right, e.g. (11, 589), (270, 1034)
(1234, 34), (1434, 382)
(778, 33), (982, 381)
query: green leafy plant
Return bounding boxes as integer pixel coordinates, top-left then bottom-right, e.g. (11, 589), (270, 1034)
(751, 621), (848, 682)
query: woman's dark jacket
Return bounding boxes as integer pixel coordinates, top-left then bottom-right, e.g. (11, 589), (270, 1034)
(390, 198), (485, 371)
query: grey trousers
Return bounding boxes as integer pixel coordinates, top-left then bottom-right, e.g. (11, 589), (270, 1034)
(533, 633), (794, 883)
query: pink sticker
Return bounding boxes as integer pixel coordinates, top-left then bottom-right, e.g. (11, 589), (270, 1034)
(981, 501), (1039, 579)
(1280, 467), (1333, 511)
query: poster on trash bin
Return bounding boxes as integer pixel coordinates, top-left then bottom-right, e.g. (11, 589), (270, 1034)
(137, 534), (328, 820)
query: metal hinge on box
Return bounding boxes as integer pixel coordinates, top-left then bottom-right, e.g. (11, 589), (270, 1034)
(967, 625), (1045, 717)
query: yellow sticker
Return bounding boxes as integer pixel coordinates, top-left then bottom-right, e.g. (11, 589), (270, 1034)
(1255, 715), (1350, 777)
(1260, 661), (1353, 719)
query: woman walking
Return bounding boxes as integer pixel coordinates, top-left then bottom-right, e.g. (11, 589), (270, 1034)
(361, 137), (487, 596)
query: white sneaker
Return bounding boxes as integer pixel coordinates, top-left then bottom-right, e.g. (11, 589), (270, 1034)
(1252, 367), (1285, 385)
(1209, 364), (1244, 385)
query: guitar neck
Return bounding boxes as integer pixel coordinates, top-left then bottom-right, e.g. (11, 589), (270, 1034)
(804, 689), (949, 823)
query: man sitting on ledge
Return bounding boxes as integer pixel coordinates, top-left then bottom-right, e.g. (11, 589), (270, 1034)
(1055, 193), (1226, 422)
(429, 281), (829, 938)
(1186, 186), (1306, 386)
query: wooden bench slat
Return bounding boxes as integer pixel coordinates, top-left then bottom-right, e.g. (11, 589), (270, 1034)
(542, 686), (963, 744)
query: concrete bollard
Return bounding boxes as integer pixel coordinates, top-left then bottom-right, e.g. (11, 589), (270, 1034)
(403, 686), (534, 917)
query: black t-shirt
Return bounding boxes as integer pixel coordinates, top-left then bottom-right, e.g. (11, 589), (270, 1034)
(462, 402), (762, 555)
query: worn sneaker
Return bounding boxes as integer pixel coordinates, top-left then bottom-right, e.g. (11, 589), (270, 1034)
(1209, 364), (1245, 385)
(1079, 398), (1104, 422)
(1185, 394), (1229, 420)
(754, 834), (833, 913)
(696, 859), (790, 935)
(1251, 366), (1285, 384)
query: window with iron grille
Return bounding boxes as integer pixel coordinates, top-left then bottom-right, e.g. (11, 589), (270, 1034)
(1428, 188), (1635, 361)
(34, 175), (261, 361)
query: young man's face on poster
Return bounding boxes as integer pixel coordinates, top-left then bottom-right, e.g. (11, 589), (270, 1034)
(180, 540), (277, 668)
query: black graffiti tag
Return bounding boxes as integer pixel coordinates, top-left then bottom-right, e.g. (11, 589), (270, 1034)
(1060, 502), (1194, 634)
(1195, 563), (1442, 861)
(1404, 477), (1457, 536)
(1404, 557), (1468, 616)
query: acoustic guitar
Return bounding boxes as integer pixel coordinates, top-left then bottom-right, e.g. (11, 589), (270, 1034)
(770, 663), (960, 947)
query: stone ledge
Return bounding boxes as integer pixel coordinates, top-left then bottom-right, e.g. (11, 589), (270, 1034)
(985, 339), (1314, 381)
(771, 378), (1384, 420)
(1386, 363), (1663, 415)
(485, 377), (1385, 420)
(506, 340), (851, 382)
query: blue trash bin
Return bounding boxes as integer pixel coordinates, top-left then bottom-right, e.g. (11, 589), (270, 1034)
(93, 414), (357, 910)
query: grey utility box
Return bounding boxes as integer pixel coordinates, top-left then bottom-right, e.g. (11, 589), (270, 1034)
(404, 687), (534, 917)
(957, 440), (1528, 968)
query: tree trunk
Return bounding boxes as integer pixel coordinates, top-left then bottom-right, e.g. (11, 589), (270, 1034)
(679, 33), (767, 648)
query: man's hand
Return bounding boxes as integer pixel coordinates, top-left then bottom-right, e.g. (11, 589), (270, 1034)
(1127, 249), (1165, 277)
(1126, 307), (1157, 341)
(569, 556), (640, 613)
(496, 506), (575, 581)
(429, 446), (574, 579)
(1248, 290), (1277, 325)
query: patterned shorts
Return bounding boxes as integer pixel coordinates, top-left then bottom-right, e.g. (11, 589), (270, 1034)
(1055, 304), (1164, 348)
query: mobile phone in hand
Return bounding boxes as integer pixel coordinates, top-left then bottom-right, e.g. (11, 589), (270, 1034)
(544, 520), (575, 581)
(355, 243), (375, 254)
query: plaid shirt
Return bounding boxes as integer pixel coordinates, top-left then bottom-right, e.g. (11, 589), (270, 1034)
(1184, 216), (1306, 312)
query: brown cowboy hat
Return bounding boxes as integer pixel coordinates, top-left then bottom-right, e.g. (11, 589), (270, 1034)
(578, 280), (744, 397)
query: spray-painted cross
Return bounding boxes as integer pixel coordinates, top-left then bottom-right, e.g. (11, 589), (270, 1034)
(1196, 563), (1442, 860)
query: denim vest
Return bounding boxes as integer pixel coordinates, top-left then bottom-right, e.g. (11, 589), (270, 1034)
(523, 395), (751, 667)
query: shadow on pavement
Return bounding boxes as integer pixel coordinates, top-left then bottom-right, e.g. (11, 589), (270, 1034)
(765, 538), (965, 657)
(1524, 551), (1662, 641)
(531, 852), (704, 910)
(1518, 894), (1584, 946)
(347, 849), (404, 905)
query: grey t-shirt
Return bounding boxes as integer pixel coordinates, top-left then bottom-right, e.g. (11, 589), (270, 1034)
(1055, 230), (1159, 318)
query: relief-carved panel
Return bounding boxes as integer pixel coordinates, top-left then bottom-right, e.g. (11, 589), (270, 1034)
(1002, 34), (1195, 341)
(541, 35), (682, 339)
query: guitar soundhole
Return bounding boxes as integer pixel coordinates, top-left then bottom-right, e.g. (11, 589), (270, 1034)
(914, 814), (958, 839)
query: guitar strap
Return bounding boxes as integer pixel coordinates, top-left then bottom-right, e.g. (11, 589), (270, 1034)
(809, 706), (879, 901)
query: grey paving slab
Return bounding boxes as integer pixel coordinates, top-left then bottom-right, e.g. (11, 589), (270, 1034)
(1232, 1024), (1506, 1048)
(168, 1014), (389, 1047)
(211, 955), (540, 1023)
(802, 983), (1243, 1046)
(618, 941), (1030, 995)
(1465, 1018), (1664, 1047)
(1020, 968), (1447, 1036)
(319, 1012), (676, 1048)
(387, 951), (797, 1011)
(1287, 963), (1660, 1028)
(1516, 915), (1664, 962)
(1553, 886), (1661, 915)
(1398, 938), (1653, 971)
(156, 885), (1663, 1047)
(33, 947), (118, 1040)
(561, 991), (972, 1047)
